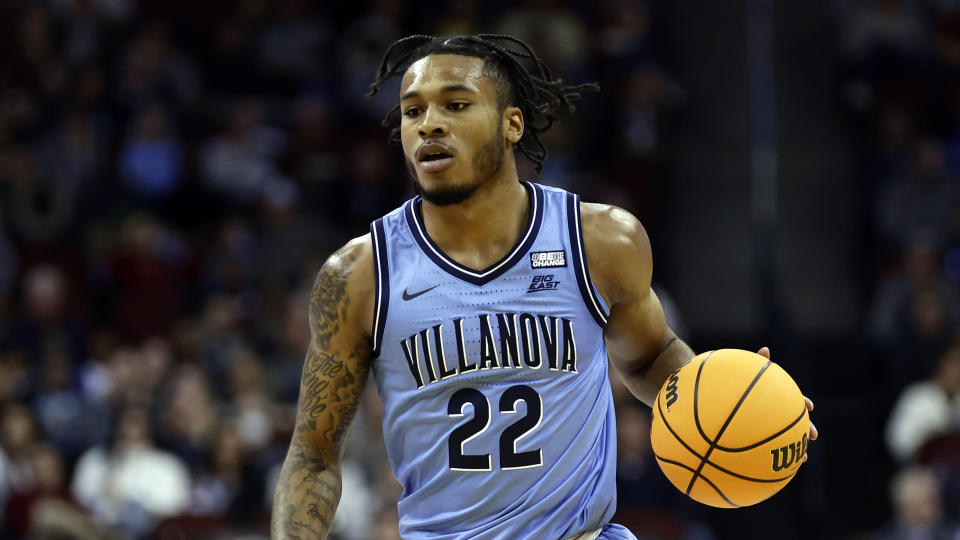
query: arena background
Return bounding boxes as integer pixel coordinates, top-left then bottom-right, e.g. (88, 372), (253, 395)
(0, 0), (956, 538)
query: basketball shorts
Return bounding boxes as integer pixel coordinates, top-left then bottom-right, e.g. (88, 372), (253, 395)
(570, 523), (638, 540)
(597, 523), (638, 540)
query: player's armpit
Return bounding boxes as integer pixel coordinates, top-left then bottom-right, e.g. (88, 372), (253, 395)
(580, 203), (694, 406)
(272, 236), (375, 540)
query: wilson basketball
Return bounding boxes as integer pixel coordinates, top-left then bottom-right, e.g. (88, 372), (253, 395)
(649, 349), (809, 508)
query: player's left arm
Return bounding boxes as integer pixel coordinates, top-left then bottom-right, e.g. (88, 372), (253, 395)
(581, 202), (694, 406)
(582, 203), (818, 444)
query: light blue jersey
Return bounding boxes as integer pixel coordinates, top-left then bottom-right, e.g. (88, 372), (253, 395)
(369, 182), (625, 540)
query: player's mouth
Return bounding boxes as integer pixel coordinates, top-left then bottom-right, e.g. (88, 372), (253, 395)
(417, 142), (455, 173)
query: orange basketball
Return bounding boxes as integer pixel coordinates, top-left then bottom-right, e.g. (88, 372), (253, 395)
(649, 349), (809, 508)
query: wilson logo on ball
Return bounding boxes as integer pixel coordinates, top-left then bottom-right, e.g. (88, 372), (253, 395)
(664, 373), (680, 410)
(770, 434), (808, 472)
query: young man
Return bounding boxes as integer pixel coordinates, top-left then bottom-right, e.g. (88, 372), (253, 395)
(271, 34), (815, 540)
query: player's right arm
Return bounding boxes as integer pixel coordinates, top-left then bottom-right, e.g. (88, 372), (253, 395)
(271, 236), (375, 540)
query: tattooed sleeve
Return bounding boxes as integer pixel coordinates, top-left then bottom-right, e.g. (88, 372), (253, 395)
(272, 239), (372, 540)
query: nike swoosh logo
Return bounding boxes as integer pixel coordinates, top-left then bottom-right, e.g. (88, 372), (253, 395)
(402, 285), (440, 301)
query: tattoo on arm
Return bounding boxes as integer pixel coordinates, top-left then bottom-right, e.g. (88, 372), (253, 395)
(272, 248), (371, 539)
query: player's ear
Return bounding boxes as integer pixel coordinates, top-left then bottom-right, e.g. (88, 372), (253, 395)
(504, 106), (523, 144)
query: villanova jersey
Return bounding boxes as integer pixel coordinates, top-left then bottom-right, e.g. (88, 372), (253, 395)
(369, 182), (618, 540)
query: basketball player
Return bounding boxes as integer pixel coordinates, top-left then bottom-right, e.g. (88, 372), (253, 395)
(271, 34), (816, 540)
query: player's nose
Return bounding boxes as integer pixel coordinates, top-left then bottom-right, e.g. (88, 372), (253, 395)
(418, 107), (448, 138)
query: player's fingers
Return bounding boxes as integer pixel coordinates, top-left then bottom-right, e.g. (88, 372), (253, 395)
(804, 396), (814, 411)
(802, 420), (819, 463)
(756, 346), (771, 359)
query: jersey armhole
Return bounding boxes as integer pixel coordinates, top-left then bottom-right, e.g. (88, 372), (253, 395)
(565, 192), (610, 328)
(370, 219), (390, 358)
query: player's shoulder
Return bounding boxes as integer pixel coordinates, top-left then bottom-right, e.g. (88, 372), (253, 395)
(312, 234), (376, 330)
(321, 234), (374, 278)
(579, 202), (652, 261)
(579, 202), (653, 305)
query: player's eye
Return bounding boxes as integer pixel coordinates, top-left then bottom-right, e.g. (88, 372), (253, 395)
(448, 102), (469, 112)
(403, 107), (421, 118)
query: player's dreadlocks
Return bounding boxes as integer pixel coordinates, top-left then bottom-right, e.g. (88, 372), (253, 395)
(368, 34), (599, 174)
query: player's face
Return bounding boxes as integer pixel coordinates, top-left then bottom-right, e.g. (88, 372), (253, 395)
(399, 54), (510, 206)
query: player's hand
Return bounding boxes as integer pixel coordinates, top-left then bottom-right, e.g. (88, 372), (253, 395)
(756, 346), (817, 462)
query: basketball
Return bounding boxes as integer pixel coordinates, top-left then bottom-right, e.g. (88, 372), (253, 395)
(649, 349), (809, 508)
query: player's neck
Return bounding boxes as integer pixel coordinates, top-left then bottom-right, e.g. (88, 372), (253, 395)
(420, 173), (530, 271)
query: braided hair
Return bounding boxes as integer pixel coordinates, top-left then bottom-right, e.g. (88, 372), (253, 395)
(367, 34), (599, 173)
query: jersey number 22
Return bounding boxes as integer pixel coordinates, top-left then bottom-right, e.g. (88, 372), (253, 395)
(447, 385), (543, 471)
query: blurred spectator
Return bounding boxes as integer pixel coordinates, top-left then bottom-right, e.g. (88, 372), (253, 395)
(202, 7), (259, 95)
(204, 216), (262, 297)
(886, 345), (960, 463)
(594, 0), (652, 68)
(35, 107), (107, 194)
(252, 224), (336, 344)
(0, 403), (41, 522)
(108, 213), (190, 342)
(194, 294), (250, 387)
(434, 0), (482, 36)
(75, 329), (119, 406)
(281, 93), (341, 186)
(73, 65), (110, 114)
(331, 460), (379, 540)
(157, 364), (218, 472)
(867, 235), (960, 386)
(618, 64), (684, 159)
(875, 138), (959, 250)
(100, 338), (172, 408)
(3, 148), (79, 246)
(0, 347), (30, 404)
(72, 405), (191, 538)
(32, 346), (110, 460)
(497, 0), (589, 77)
(7, 7), (67, 114)
(261, 287), (312, 405)
(344, 384), (390, 479)
(141, 337), (175, 395)
(103, 346), (147, 407)
(3, 442), (100, 539)
(226, 350), (274, 452)
(53, 0), (107, 67)
(190, 423), (264, 528)
(200, 99), (294, 206)
(8, 264), (86, 365)
(863, 104), (917, 193)
(118, 103), (185, 200)
(872, 466), (959, 539)
(336, 0), (403, 119)
(332, 385), (394, 540)
(840, 0), (929, 65)
(115, 20), (201, 115)
(328, 134), (406, 227)
(254, 0), (332, 85)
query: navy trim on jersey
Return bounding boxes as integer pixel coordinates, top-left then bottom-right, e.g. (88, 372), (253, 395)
(566, 192), (609, 327)
(370, 218), (391, 358)
(404, 181), (545, 286)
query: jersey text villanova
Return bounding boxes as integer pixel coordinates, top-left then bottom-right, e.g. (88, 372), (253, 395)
(400, 312), (578, 389)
